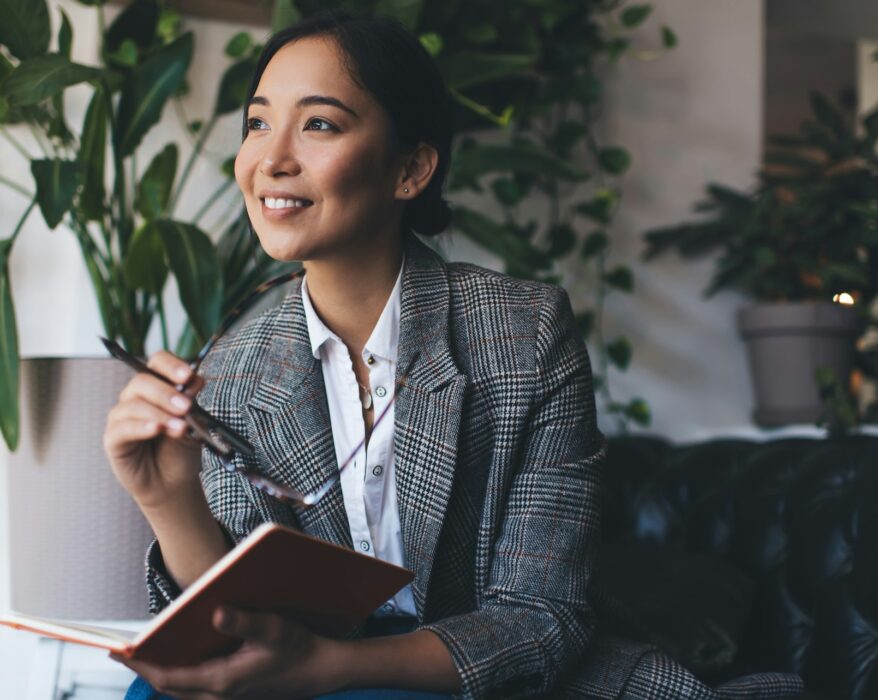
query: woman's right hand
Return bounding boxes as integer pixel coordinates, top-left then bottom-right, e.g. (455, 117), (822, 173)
(103, 351), (207, 511)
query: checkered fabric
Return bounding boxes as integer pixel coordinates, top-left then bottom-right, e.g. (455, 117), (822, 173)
(143, 234), (803, 699)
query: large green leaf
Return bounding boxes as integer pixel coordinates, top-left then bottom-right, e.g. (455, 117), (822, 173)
(0, 0), (50, 60)
(439, 51), (536, 90)
(31, 159), (78, 229)
(105, 0), (158, 58)
(271, 0), (301, 32)
(156, 220), (222, 344)
(0, 239), (19, 451)
(136, 144), (178, 218)
(214, 57), (257, 116)
(125, 221), (168, 294)
(58, 9), (73, 58)
(450, 143), (588, 184)
(375, 0), (424, 30)
(451, 205), (551, 271)
(115, 33), (193, 157)
(2, 55), (102, 107)
(78, 88), (108, 221)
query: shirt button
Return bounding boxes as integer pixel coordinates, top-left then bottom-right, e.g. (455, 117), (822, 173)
(372, 465), (384, 477)
(366, 355), (375, 365)
(359, 540), (370, 552)
(382, 602), (395, 613)
(375, 386), (387, 397)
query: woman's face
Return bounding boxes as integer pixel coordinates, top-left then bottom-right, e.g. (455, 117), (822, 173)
(235, 37), (407, 262)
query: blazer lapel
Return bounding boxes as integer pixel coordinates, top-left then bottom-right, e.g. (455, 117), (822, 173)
(395, 235), (467, 618)
(243, 282), (352, 548)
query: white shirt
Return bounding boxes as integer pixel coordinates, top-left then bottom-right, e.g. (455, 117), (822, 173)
(300, 261), (415, 617)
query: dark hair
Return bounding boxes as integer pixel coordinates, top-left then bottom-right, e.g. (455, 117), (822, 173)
(244, 10), (453, 237)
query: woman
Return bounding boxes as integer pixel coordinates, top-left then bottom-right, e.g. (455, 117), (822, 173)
(104, 10), (801, 700)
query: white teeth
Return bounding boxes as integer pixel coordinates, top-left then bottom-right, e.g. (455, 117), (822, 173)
(264, 197), (309, 209)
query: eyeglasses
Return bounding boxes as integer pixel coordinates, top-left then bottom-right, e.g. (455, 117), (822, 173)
(101, 268), (411, 508)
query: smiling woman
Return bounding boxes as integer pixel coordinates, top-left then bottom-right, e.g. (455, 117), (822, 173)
(101, 10), (804, 700)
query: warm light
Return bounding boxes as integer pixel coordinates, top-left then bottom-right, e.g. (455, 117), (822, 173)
(833, 292), (855, 305)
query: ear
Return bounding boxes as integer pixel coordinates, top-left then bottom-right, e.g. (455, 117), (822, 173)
(396, 143), (439, 200)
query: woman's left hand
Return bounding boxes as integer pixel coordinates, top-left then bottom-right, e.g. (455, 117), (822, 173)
(111, 607), (346, 699)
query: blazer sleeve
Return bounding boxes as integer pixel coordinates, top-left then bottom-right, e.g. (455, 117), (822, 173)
(420, 285), (606, 699)
(143, 446), (266, 614)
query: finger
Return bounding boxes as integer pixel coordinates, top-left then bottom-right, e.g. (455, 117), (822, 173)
(147, 350), (196, 386)
(108, 400), (190, 440)
(119, 374), (193, 418)
(103, 417), (164, 453)
(215, 607), (292, 647)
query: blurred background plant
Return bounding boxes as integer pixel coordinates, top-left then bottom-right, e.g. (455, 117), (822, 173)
(643, 90), (878, 433)
(0, 0), (291, 451)
(287, 0), (675, 433)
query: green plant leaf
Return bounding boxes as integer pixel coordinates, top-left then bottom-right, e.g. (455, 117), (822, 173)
(125, 221), (168, 294)
(598, 146), (632, 175)
(225, 31), (252, 59)
(551, 121), (587, 157)
(0, 239), (19, 450)
(31, 159), (77, 229)
(462, 21), (497, 44)
(375, 0), (424, 30)
(157, 7), (182, 44)
(491, 178), (524, 206)
(0, 0), (50, 60)
(605, 265), (634, 292)
(58, 8), (73, 58)
(2, 55), (102, 107)
(105, 0), (158, 58)
(156, 220), (222, 344)
(451, 143), (588, 184)
(78, 87), (108, 221)
(136, 144), (178, 219)
(661, 25), (678, 48)
(115, 32), (193, 157)
(621, 5), (653, 28)
(109, 39), (139, 67)
(547, 223), (576, 257)
(581, 231), (609, 258)
(0, 96), (8, 122)
(576, 311), (594, 338)
(575, 189), (617, 224)
(215, 57), (257, 116)
(419, 32), (443, 57)
(439, 51), (536, 90)
(451, 205), (552, 272)
(271, 0), (301, 32)
(571, 75), (602, 106)
(606, 337), (632, 369)
(624, 398), (651, 426)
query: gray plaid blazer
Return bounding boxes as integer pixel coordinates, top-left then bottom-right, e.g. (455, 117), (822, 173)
(144, 234), (803, 699)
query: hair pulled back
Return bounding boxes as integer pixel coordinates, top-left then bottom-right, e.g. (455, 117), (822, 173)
(244, 10), (453, 237)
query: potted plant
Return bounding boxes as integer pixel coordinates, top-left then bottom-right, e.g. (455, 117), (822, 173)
(643, 91), (878, 431)
(0, 0), (290, 619)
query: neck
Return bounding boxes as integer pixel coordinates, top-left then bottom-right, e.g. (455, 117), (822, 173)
(304, 235), (405, 353)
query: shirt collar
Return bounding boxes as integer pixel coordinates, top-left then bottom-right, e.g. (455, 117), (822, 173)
(300, 256), (404, 362)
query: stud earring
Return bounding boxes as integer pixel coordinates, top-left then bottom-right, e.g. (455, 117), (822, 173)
(403, 187), (410, 194)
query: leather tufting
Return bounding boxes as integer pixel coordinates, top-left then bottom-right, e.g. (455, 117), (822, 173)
(602, 436), (878, 699)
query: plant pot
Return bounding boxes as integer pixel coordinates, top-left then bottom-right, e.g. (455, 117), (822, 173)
(5, 358), (154, 620)
(737, 302), (863, 426)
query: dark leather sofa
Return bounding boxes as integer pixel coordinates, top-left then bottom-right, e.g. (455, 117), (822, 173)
(595, 435), (878, 700)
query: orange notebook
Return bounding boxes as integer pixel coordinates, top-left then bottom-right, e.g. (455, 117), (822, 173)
(0, 523), (414, 666)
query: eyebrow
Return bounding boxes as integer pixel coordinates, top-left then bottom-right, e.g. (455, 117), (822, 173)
(248, 95), (359, 118)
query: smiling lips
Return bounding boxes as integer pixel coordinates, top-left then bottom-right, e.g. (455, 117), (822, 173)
(260, 195), (314, 218)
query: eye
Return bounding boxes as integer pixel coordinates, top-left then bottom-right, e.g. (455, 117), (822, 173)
(304, 117), (337, 132)
(246, 116), (268, 131)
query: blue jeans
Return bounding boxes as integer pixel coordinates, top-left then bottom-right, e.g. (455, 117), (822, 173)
(124, 616), (453, 700)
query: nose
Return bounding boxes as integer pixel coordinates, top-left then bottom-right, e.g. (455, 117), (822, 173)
(258, 134), (300, 177)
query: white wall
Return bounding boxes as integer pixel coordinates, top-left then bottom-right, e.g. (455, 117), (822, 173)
(585, 0), (768, 440)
